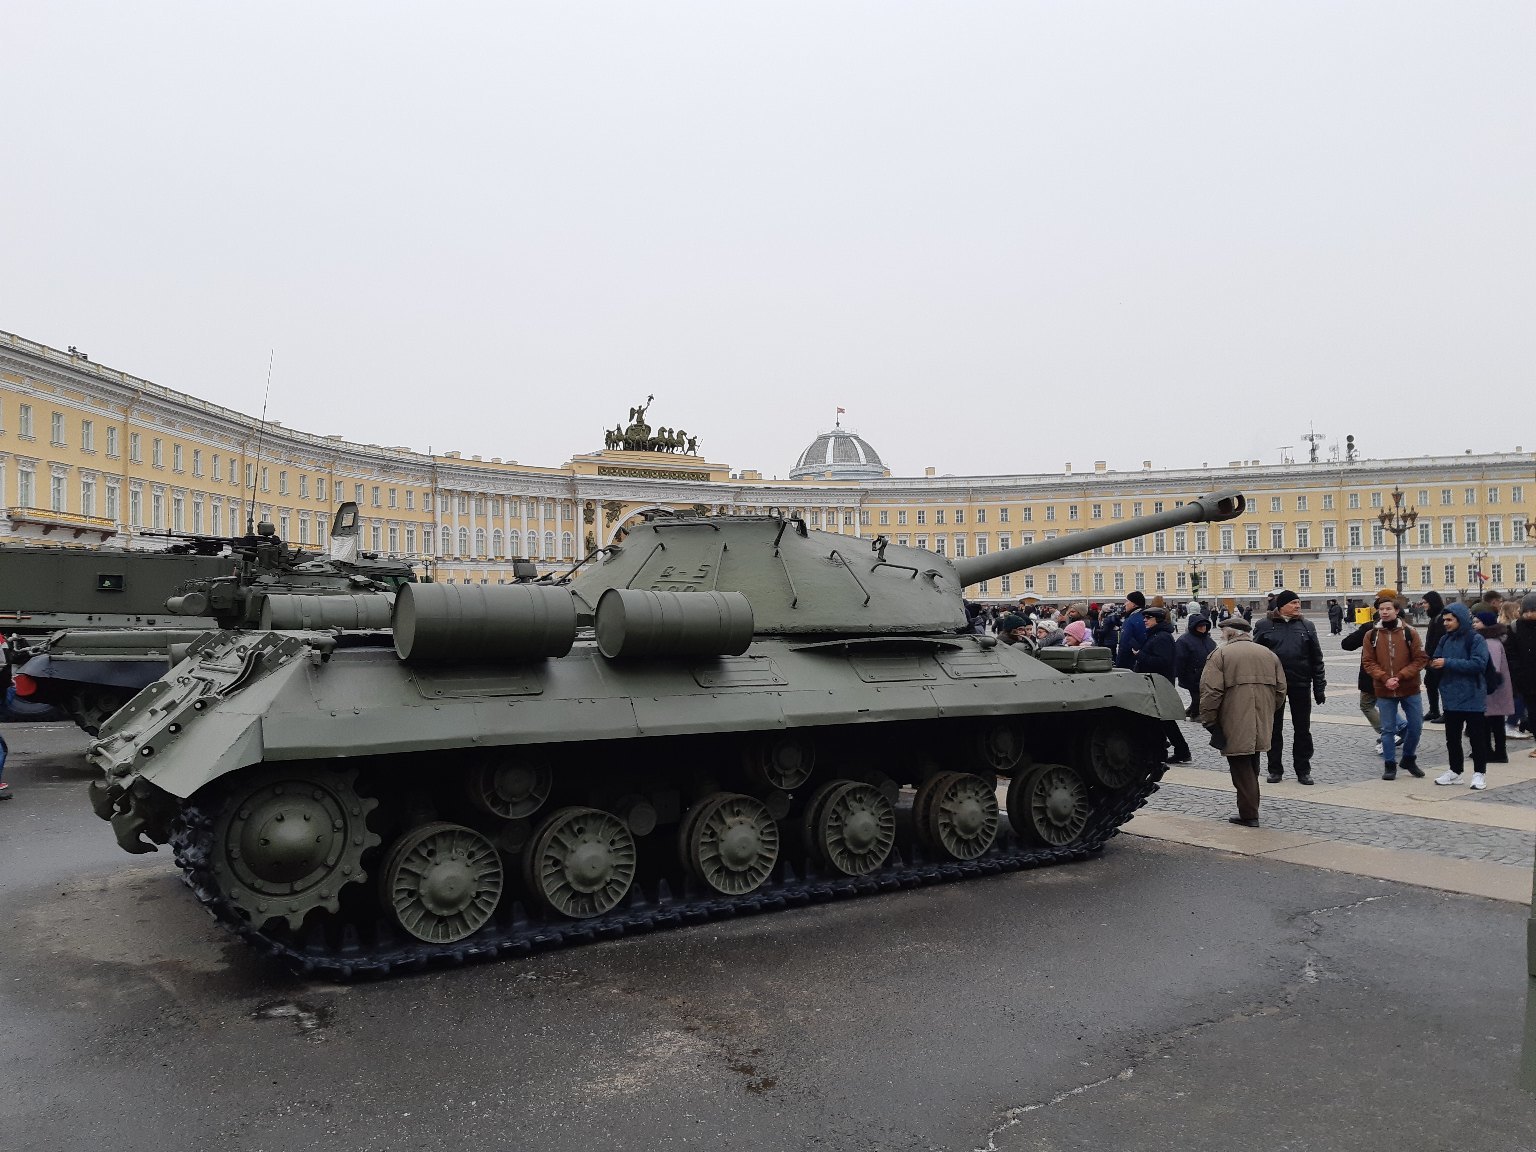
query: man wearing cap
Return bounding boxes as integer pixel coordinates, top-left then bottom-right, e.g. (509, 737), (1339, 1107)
(1114, 590), (1148, 669)
(1253, 589), (1327, 784)
(1199, 616), (1287, 826)
(1134, 607), (1191, 763)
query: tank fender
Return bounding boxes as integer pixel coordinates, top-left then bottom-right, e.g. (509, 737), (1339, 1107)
(17, 654), (174, 694)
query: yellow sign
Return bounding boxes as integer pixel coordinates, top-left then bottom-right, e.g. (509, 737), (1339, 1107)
(1354, 607), (1373, 624)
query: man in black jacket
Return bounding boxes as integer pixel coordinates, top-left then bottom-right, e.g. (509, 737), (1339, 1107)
(1253, 590), (1326, 783)
(1418, 591), (1447, 721)
(1135, 607), (1190, 763)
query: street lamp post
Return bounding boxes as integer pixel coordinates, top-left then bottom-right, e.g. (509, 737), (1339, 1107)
(1186, 557), (1204, 607)
(1471, 548), (1490, 598)
(1376, 488), (1417, 597)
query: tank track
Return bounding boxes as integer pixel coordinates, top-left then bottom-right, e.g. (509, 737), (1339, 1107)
(168, 767), (1166, 980)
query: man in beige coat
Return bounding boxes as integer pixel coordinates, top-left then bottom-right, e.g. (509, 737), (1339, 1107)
(1199, 617), (1288, 827)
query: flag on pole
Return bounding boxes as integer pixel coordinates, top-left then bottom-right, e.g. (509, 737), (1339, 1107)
(836, 407), (845, 413)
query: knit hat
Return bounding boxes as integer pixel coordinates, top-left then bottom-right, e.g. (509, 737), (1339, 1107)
(1273, 589), (1299, 609)
(1521, 593), (1536, 614)
(1219, 616), (1251, 632)
(1374, 588), (1397, 604)
(999, 613), (1030, 633)
(1126, 590), (1146, 608)
(1149, 594), (1166, 608)
(1474, 609), (1498, 627)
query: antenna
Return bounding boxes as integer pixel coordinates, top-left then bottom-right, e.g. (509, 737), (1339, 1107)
(1302, 425), (1326, 464)
(247, 349), (273, 534)
(1277, 445), (1294, 465)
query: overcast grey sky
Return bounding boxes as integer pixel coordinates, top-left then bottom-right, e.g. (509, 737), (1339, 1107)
(4, 2), (1532, 479)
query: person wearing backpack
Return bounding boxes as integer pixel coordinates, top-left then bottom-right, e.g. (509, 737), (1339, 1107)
(1360, 593), (1429, 780)
(1430, 602), (1491, 789)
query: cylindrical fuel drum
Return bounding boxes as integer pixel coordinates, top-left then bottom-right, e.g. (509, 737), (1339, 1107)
(594, 589), (754, 659)
(260, 594), (394, 632)
(393, 583), (578, 662)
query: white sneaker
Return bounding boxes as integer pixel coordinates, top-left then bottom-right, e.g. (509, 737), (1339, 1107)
(1373, 739), (1383, 754)
(1470, 772), (1486, 790)
(1434, 770), (1461, 786)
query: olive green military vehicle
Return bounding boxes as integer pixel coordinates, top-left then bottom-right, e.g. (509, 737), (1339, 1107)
(15, 504), (414, 733)
(87, 492), (1244, 977)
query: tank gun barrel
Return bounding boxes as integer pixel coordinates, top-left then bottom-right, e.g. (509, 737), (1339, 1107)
(949, 490), (1246, 587)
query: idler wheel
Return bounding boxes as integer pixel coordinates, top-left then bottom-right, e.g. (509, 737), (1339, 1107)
(744, 734), (816, 791)
(1078, 717), (1156, 790)
(208, 766), (380, 931)
(922, 772), (999, 861)
(381, 821), (504, 943)
(811, 781), (896, 876)
(523, 806), (637, 919)
(1009, 763), (1093, 847)
(681, 792), (779, 896)
(465, 754), (553, 820)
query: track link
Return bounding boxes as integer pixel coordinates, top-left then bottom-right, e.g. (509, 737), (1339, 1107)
(169, 768), (1166, 980)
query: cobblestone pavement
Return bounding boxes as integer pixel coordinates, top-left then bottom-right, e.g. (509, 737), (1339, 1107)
(1142, 782), (1535, 868)
(1145, 618), (1536, 870)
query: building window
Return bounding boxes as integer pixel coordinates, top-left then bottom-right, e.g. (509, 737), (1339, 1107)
(1374, 565), (1385, 586)
(1068, 505), (1079, 521)
(1270, 496), (1282, 513)
(1417, 523), (1430, 546)
(152, 439), (163, 467)
(370, 524), (381, 550)
(457, 527), (469, 554)
(1465, 520), (1478, 544)
(1091, 504), (1102, 520)
(1046, 574), (1058, 593)
(953, 537), (966, 558)
(1154, 532), (1166, 554)
(1512, 485), (1524, 503)
(1515, 562), (1527, 583)
(128, 487), (141, 526)
(151, 492), (164, 529)
(1113, 572), (1125, 593)
(916, 536), (928, 550)
(1351, 567), (1362, 589)
(47, 413), (66, 447)
(1001, 575), (1013, 593)
(1441, 489), (1453, 505)
(1420, 565), (1432, 586)
(492, 529), (504, 555)
(1322, 526), (1336, 549)
(172, 496), (185, 531)
(1491, 563), (1503, 583)
(1248, 569), (1259, 591)
(934, 509), (945, 526)
(1045, 506), (1056, 521)
(277, 471), (288, 495)
(317, 477), (327, 503)
(105, 483), (118, 521)
(1174, 530), (1187, 552)
(879, 510), (889, 526)
(1221, 527), (1233, 551)
(1296, 526), (1310, 548)
(1022, 507), (1033, 521)
(1322, 493), (1334, 510)
(106, 426), (119, 457)
(50, 474), (65, 512)
(1349, 525), (1362, 548)
(934, 538), (946, 556)
(440, 526), (452, 554)
(1489, 520), (1502, 543)
(1441, 520), (1454, 545)
(1299, 568), (1311, 590)
(79, 479), (95, 517)
(897, 511), (907, 526)
(172, 444), (183, 472)
(475, 528), (486, 556)
(1371, 492), (1383, 509)
(372, 486), (382, 507)
(1271, 527), (1284, 549)
(916, 510), (926, 526)
(17, 404), (34, 439)
(405, 489), (413, 511)
(1195, 529), (1207, 551)
(1154, 571), (1166, 591)
(1324, 567), (1336, 587)
(1272, 568), (1284, 588)
(1444, 564), (1455, 585)
(1488, 487), (1500, 504)
(1514, 520), (1526, 543)
(129, 432), (142, 462)
(999, 507), (1010, 523)
(1296, 495), (1308, 511)
(1347, 492), (1360, 509)
(406, 527), (417, 553)
(1371, 524), (1384, 547)
(1465, 488), (1477, 505)
(1245, 527), (1259, 549)
(955, 508), (965, 525)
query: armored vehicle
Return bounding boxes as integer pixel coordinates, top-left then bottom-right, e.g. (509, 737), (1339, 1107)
(88, 491), (1244, 977)
(14, 504), (414, 733)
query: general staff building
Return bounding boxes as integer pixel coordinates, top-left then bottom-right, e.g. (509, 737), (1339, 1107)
(3, 330), (1533, 605)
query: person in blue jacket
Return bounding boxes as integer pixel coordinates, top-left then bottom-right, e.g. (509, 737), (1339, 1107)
(1431, 601), (1491, 789)
(1114, 591), (1148, 669)
(1135, 607), (1190, 763)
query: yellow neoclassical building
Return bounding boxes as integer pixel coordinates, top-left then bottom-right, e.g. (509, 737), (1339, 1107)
(3, 329), (1534, 604)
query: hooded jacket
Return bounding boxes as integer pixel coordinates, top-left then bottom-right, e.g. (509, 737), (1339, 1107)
(1174, 615), (1217, 691)
(1253, 610), (1326, 696)
(1421, 591), (1446, 658)
(1433, 602), (1489, 713)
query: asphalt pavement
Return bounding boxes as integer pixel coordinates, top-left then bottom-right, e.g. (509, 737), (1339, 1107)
(2, 720), (1535, 1151)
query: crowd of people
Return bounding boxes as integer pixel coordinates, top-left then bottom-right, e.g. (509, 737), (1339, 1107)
(970, 584), (1536, 829)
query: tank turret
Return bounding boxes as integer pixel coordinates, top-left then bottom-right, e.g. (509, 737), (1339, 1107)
(86, 489), (1248, 980)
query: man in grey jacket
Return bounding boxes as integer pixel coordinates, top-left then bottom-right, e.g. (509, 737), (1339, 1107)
(1253, 589), (1327, 784)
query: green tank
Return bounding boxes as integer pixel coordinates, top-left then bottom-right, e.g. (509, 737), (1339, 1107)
(86, 491), (1245, 977)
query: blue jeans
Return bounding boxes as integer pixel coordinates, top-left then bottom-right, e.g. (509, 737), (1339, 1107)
(1376, 695), (1423, 763)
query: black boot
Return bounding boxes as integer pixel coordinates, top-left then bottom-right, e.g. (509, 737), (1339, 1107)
(1381, 761), (1397, 781)
(1401, 755), (1424, 778)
